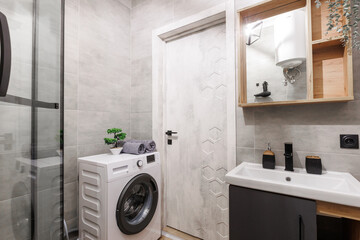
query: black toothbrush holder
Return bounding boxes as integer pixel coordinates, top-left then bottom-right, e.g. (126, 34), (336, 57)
(305, 156), (322, 175)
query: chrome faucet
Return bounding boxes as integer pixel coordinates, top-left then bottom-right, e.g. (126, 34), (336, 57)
(284, 142), (294, 171)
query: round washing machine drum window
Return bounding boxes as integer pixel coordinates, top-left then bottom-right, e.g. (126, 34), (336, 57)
(116, 173), (159, 235)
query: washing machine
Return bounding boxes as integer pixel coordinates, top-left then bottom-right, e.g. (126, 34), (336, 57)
(14, 156), (62, 240)
(78, 152), (161, 240)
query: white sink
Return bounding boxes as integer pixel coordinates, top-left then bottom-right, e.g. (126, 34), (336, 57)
(225, 162), (360, 208)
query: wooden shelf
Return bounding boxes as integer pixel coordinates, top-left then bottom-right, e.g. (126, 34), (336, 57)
(317, 201), (360, 221)
(313, 44), (349, 99)
(240, 96), (354, 108)
(312, 37), (343, 50)
(317, 201), (360, 239)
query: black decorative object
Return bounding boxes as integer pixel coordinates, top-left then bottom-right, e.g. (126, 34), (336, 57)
(306, 156), (322, 175)
(254, 81), (271, 97)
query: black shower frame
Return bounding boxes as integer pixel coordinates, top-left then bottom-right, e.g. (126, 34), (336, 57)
(0, 1), (64, 238)
(30, 0), (65, 238)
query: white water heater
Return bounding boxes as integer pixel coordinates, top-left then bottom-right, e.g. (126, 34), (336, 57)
(274, 9), (306, 69)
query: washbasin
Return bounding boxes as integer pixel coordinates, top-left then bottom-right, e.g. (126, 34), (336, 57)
(225, 162), (360, 208)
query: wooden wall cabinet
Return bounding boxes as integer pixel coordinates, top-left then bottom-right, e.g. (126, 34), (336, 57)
(238, 0), (354, 107)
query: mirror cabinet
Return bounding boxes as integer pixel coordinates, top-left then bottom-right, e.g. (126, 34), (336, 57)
(238, 0), (353, 107)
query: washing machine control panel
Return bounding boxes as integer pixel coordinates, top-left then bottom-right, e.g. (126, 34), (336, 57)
(137, 160), (143, 168)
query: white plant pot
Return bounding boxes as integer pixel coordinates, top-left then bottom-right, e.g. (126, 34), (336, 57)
(110, 148), (123, 155)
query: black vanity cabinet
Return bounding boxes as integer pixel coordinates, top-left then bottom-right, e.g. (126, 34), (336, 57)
(229, 186), (317, 240)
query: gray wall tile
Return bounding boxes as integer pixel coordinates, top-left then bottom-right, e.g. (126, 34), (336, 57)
(64, 181), (78, 221)
(130, 112), (152, 140)
(64, 0), (131, 230)
(131, 0), (174, 33)
(353, 50), (360, 100)
(236, 108), (255, 148)
(236, 147), (255, 165)
(131, 57), (152, 87)
(173, 0), (224, 21)
(64, 146), (78, 184)
(64, 110), (78, 147)
(65, 73), (78, 110)
(77, 144), (110, 158)
(131, 83), (152, 113)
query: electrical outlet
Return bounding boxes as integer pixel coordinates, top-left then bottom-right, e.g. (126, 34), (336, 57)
(340, 135), (359, 149)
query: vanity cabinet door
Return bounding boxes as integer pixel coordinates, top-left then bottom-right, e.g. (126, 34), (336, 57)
(229, 186), (317, 240)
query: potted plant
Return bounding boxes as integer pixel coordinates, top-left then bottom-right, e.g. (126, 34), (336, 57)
(104, 128), (127, 155)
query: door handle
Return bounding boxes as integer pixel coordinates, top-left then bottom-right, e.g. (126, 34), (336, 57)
(298, 215), (303, 240)
(165, 130), (178, 136)
(166, 130), (177, 145)
(0, 11), (12, 97)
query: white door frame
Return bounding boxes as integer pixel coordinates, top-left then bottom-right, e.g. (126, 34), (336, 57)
(152, 1), (237, 228)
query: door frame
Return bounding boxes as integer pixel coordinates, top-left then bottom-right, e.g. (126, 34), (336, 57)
(152, 1), (237, 228)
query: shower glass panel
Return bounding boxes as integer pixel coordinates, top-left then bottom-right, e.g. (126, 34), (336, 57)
(0, 0), (63, 239)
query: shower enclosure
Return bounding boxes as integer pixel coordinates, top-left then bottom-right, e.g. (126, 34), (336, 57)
(0, 0), (64, 239)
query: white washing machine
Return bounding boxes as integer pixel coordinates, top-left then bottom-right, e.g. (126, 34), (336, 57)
(78, 152), (161, 240)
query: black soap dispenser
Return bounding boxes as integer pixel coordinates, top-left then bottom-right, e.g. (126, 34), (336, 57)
(262, 143), (275, 169)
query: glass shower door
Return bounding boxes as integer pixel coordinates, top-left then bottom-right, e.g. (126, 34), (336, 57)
(0, 0), (63, 239)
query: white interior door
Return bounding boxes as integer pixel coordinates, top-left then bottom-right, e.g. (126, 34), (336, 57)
(165, 23), (229, 240)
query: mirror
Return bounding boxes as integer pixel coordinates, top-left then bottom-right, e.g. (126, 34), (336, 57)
(245, 8), (307, 104)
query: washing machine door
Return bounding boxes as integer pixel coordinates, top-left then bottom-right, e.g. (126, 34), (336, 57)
(116, 173), (159, 235)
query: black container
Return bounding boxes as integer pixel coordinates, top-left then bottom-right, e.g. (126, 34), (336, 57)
(262, 143), (275, 169)
(263, 153), (275, 169)
(306, 156), (322, 175)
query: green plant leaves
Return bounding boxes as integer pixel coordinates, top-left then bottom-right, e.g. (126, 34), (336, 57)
(107, 128), (123, 134)
(105, 128), (127, 147)
(116, 132), (127, 140)
(104, 138), (117, 145)
(316, 0), (360, 50)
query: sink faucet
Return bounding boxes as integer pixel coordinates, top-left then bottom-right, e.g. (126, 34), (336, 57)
(284, 142), (294, 171)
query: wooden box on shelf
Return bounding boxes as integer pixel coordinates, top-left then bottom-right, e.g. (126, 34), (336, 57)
(237, 0), (354, 107)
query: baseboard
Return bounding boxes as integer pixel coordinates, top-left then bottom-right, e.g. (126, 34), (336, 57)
(160, 227), (202, 240)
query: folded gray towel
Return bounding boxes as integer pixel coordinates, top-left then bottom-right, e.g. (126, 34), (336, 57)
(127, 140), (156, 153)
(122, 142), (146, 155)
